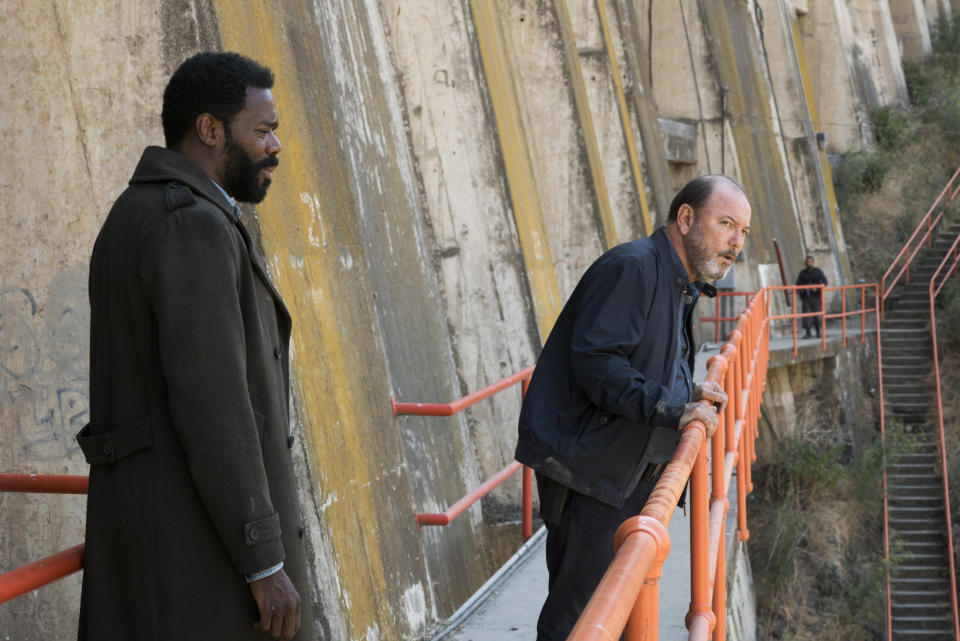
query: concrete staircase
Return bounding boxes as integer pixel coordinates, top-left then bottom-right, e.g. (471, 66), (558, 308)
(882, 221), (960, 640)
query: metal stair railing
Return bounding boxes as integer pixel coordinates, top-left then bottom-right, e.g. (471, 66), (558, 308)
(927, 228), (960, 639)
(881, 166), (960, 318)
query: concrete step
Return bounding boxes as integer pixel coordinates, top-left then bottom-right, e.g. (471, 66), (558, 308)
(893, 565), (951, 580)
(891, 552), (950, 566)
(890, 518), (949, 531)
(888, 476), (942, 489)
(890, 529), (950, 544)
(892, 615), (954, 631)
(883, 380), (932, 392)
(883, 343), (933, 355)
(891, 576), (952, 590)
(892, 453), (940, 465)
(886, 391), (934, 401)
(889, 505), (945, 517)
(889, 497), (945, 510)
(893, 600), (953, 612)
(888, 629), (955, 640)
(891, 589), (952, 605)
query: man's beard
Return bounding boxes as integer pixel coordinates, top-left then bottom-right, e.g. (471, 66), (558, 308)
(222, 129), (279, 204)
(684, 219), (737, 281)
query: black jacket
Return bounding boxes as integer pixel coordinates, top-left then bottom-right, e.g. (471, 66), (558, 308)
(796, 266), (828, 299)
(80, 147), (313, 640)
(515, 227), (712, 508)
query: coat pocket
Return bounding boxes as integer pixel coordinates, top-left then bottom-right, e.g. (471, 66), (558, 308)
(76, 415), (153, 467)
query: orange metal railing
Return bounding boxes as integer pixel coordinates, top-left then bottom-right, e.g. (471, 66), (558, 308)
(927, 231), (960, 639)
(881, 165), (960, 318)
(0, 474), (88, 604)
(702, 284), (878, 357)
(393, 366), (536, 540)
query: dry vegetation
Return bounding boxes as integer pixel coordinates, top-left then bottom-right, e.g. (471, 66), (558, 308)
(750, 15), (960, 640)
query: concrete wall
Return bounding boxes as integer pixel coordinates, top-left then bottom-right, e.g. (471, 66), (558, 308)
(0, 1), (912, 639)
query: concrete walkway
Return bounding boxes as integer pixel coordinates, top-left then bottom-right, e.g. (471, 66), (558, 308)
(431, 327), (861, 641)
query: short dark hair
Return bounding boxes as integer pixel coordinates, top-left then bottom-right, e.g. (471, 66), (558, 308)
(667, 174), (746, 221)
(162, 52), (274, 148)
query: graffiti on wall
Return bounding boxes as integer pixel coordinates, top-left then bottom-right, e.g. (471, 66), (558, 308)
(0, 267), (89, 464)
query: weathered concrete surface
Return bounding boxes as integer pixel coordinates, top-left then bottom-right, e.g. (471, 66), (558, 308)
(1, 0), (912, 639)
(889, 0), (933, 60)
(379, 0), (544, 616)
(496, 0), (607, 300)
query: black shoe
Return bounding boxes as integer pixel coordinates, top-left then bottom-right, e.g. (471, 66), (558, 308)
(803, 331), (812, 339)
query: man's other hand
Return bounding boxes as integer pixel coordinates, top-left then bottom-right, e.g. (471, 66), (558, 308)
(251, 569), (301, 641)
(692, 381), (727, 417)
(679, 402), (720, 438)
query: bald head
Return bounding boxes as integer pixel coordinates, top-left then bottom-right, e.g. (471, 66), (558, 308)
(667, 175), (746, 222)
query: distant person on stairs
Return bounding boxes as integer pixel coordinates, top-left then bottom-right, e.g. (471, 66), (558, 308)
(516, 175), (751, 641)
(796, 255), (828, 339)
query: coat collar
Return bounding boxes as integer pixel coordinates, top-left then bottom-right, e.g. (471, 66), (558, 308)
(651, 226), (716, 299)
(129, 146), (292, 323)
(129, 146), (236, 216)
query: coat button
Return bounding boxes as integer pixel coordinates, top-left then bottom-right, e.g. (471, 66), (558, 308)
(249, 527), (261, 542)
(286, 435), (295, 448)
(274, 346), (282, 359)
(102, 442), (113, 456)
(599, 416), (608, 424)
(298, 525), (305, 540)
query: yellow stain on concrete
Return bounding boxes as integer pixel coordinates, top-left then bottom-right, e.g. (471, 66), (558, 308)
(552, 0), (619, 249)
(470, 0), (563, 338)
(594, 0), (654, 237)
(702, 2), (795, 265)
(212, 1), (400, 636)
(790, 14), (852, 280)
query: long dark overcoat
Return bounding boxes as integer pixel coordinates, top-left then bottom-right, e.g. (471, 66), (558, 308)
(79, 146), (314, 640)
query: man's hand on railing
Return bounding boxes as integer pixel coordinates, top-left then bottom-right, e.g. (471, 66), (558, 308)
(679, 382), (727, 438)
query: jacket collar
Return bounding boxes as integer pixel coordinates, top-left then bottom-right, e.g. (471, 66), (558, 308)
(128, 146), (292, 322)
(652, 226), (717, 299)
(129, 146), (236, 216)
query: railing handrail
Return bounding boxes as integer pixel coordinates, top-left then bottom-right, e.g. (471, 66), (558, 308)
(927, 231), (960, 638)
(394, 367), (536, 539)
(702, 283), (878, 358)
(881, 165), (960, 315)
(0, 474), (89, 494)
(392, 366), (535, 416)
(0, 544), (84, 604)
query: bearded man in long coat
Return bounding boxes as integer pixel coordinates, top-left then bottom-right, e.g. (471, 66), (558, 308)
(79, 52), (314, 641)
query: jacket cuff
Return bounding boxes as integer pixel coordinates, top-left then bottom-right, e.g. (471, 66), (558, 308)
(651, 405), (684, 431)
(234, 513), (285, 575)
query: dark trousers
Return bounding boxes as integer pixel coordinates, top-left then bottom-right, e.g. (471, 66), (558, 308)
(535, 475), (657, 641)
(800, 295), (821, 335)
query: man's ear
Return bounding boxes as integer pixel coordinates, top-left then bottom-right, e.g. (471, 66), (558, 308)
(676, 203), (695, 235)
(195, 113), (223, 148)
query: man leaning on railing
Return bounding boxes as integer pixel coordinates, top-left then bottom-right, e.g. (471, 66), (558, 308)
(514, 175), (752, 641)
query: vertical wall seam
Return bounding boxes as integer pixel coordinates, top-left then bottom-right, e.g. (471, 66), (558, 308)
(468, 0), (562, 338)
(551, 0), (619, 249)
(594, 0), (654, 237)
